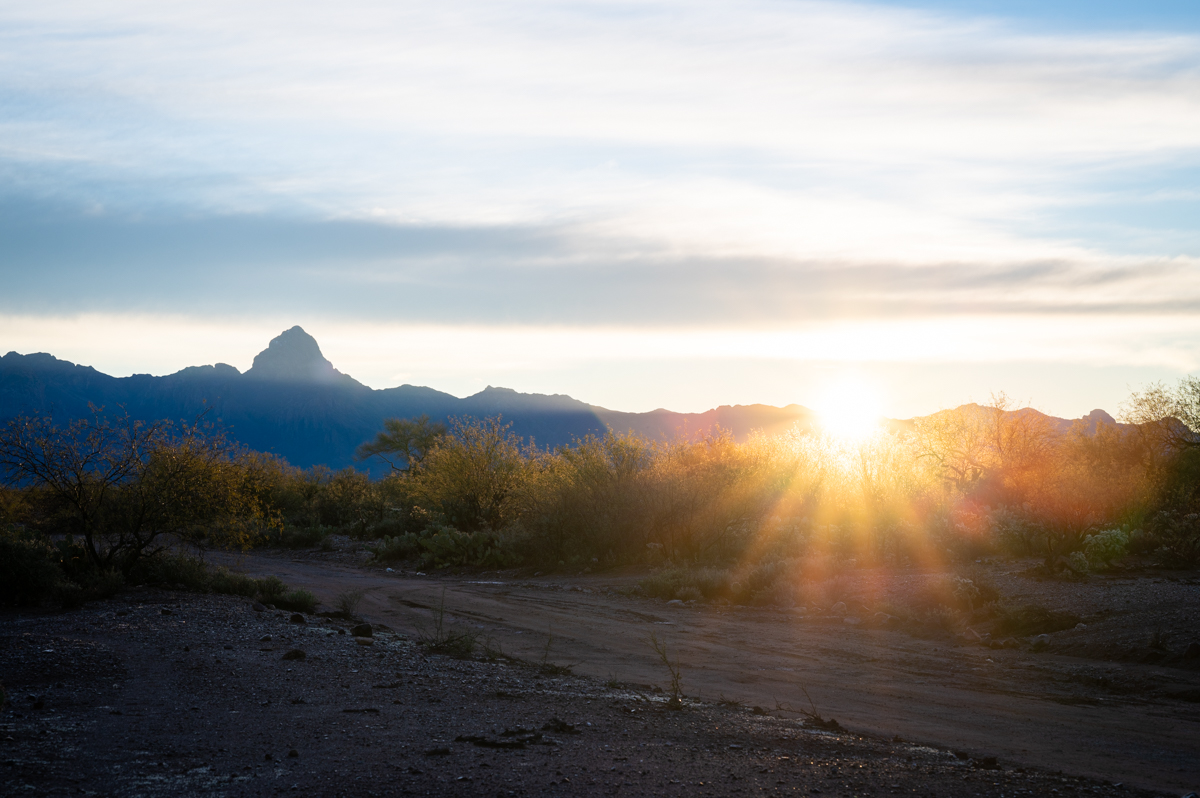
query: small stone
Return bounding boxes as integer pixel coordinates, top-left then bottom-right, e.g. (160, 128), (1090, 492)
(667, 599), (683, 606)
(1001, 638), (1020, 649)
(265, 753), (273, 761)
(1074, 623), (1087, 631)
(260, 635), (272, 642)
(161, 609), (172, 615)
(1031, 634), (1050, 651)
(290, 614), (306, 624)
(843, 617), (861, 626)
(964, 628), (982, 641)
(1183, 642), (1200, 661)
(354, 637), (374, 646)
(183, 646), (190, 652)
(282, 649), (306, 661)
(873, 612), (890, 624)
(350, 623), (373, 638)
(223, 645), (233, 650)
(287, 749), (299, 758)
(542, 718), (581, 734)
(830, 602), (847, 615)
(252, 602), (267, 612)
(337, 629), (346, 635)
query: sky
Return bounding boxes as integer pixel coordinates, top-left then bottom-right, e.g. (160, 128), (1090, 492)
(1, 0), (1199, 418)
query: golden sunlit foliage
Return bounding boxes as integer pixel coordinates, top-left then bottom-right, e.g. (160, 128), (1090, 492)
(0, 409), (277, 575)
(5, 378), (1199, 596)
(356, 380), (1199, 576)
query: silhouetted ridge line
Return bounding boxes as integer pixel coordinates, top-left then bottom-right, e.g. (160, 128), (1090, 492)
(0, 326), (1114, 472)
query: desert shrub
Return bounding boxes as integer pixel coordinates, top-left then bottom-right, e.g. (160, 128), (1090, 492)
(749, 580), (798, 607)
(1148, 512), (1200, 568)
(643, 432), (795, 563)
(369, 533), (423, 562)
(688, 566), (732, 598)
(992, 603), (1080, 636)
(208, 567), (260, 597)
(512, 432), (656, 561)
(914, 575), (1000, 613)
(729, 559), (796, 605)
(335, 588), (368, 617)
(407, 417), (529, 533)
(274, 589), (318, 613)
(413, 525), (474, 567)
(919, 605), (965, 635)
(255, 575), (288, 604)
(368, 524), (515, 569)
(640, 569), (688, 600)
(355, 513), (413, 541)
(416, 591), (477, 658)
(986, 507), (1046, 556)
(0, 525), (65, 607)
(640, 566), (731, 601)
(0, 411), (277, 576)
(276, 525), (333, 549)
(125, 554), (310, 607)
(249, 459), (390, 538)
(82, 569), (126, 600)
(1067, 528), (1130, 573)
(127, 553), (211, 590)
(315, 468), (381, 531)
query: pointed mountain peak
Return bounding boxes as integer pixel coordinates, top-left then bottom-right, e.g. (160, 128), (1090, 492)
(246, 326), (357, 386)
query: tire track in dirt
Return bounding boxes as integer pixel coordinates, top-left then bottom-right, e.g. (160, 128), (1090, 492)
(211, 552), (1200, 793)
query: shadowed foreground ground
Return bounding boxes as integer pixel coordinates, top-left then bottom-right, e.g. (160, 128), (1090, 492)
(0, 588), (1175, 798)
(205, 550), (1200, 796)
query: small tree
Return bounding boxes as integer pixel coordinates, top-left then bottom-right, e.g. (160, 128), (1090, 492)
(0, 408), (270, 574)
(356, 415), (447, 472)
(1121, 376), (1200, 454)
(408, 416), (526, 532)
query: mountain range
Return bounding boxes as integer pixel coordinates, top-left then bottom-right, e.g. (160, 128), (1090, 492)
(0, 326), (828, 473)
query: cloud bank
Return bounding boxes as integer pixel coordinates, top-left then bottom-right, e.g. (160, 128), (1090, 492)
(1, 0), (1198, 413)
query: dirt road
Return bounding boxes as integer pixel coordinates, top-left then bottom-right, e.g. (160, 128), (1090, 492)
(214, 551), (1200, 795)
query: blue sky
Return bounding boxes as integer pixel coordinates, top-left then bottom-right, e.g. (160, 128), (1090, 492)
(884, 1), (1200, 32)
(2, 0), (1198, 418)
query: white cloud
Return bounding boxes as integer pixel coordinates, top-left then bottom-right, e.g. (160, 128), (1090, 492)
(4, 1), (1199, 250)
(2, 1), (1199, 415)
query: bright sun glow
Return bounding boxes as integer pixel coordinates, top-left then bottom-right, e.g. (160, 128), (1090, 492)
(812, 376), (884, 442)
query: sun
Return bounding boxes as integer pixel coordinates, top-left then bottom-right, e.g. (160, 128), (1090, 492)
(811, 375), (884, 442)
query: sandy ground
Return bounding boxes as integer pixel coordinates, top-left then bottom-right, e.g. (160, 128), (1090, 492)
(205, 550), (1200, 795)
(0, 589), (1169, 798)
